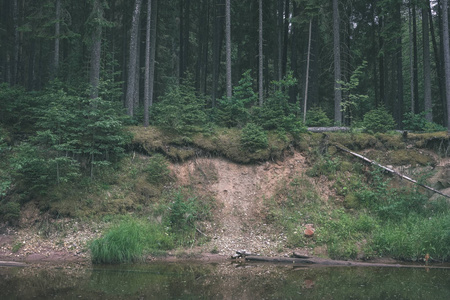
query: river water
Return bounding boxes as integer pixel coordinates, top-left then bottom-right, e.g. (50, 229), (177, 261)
(1, 261), (449, 299)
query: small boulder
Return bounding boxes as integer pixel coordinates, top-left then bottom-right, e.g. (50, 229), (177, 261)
(304, 224), (315, 237)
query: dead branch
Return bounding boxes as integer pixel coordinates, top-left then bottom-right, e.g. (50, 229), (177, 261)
(333, 144), (450, 199)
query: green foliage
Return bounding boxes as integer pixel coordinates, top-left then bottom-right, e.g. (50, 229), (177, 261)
(363, 106), (395, 133)
(90, 217), (174, 264)
(254, 73), (299, 132)
(338, 61), (369, 123)
(10, 142), (80, 196)
(146, 154), (170, 184)
(151, 81), (207, 134)
(374, 214), (450, 261)
(315, 209), (378, 260)
(167, 192), (198, 232)
(216, 70), (256, 128)
(240, 123), (268, 152)
(306, 107), (332, 127)
(160, 188), (215, 247)
(0, 84), (45, 133)
(35, 89), (131, 178)
(0, 201), (21, 224)
(403, 111), (446, 132)
(306, 155), (341, 178)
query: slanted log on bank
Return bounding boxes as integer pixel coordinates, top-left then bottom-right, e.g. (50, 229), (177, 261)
(334, 143), (450, 199)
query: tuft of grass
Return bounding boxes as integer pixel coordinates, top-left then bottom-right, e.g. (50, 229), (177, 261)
(90, 217), (173, 264)
(11, 242), (24, 253)
(373, 213), (450, 261)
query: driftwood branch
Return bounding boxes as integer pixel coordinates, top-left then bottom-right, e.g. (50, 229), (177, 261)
(334, 144), (450, 199)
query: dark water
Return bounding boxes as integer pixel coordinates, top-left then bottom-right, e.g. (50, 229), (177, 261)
(1, 261), (450, 299)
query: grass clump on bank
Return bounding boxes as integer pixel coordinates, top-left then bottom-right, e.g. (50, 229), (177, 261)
(90, 217), (173, 264)
(90, 187), (215, 264)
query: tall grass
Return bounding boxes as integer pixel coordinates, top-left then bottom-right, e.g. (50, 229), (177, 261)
(373, 213), (450, 261)
(90, 217), (173, 264)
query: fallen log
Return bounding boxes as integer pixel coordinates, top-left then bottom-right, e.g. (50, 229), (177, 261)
(334, 143), (450, 199)
(0, 261), (27, 267)
(308, 127), (350, 133)
(243, 255), (450, 269)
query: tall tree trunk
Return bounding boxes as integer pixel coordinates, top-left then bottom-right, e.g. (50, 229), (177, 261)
(409, 3), (415, 113)
(126, 0), (143, 116)
(144, 0), (152, 127)
(379, 16), (385, 106)
(258, 0), (263, 106)
(149, 1), (157, 112)
(289, 1), (299, 104)
(89, 0), (103, 99)
(333, 0), (342, 124)
(11, 0), (19, 86)
(442, 0), (450, 134)
(133, 31), (141, 112)
(423, 3), (432, 121)
(282, 0), (289, 79)
(303, 19), (312, 123)
(212, 0), (224, 107)
(277, 0), (283, 81)
(195, 0), (208, 93)
(225, 0), (232, 99)
(179, 0), (191, 81)
(429, 2), (446, 123)
(310, 16), (320, 108)
(52, 0), (61, 80)
(412, 2), (419, 114)
(395, 0), (404, 128)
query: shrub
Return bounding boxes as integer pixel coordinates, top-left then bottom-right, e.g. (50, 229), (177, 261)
(306, 107), (332, 127)
(363, 107), (395, 133)
(151, 81), (207, 134)
(0, 201), (20, 224)
(240, 123), (268, 152)
(146, 154), (170, 184)
(215, 70), (255, 128)
(403, 111), (446, 132)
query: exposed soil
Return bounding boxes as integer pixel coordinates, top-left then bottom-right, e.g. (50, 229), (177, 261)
(171, 152), (312, 257)
(1, 151), (315, 263)
(1, 148), (449, 264)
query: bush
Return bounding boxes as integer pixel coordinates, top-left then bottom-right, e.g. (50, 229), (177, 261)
(306, 107), (332, 127)
(0, 201), (20, 224)
(146, 154), (170, 184)
(215, 70), (255, 128)
(403, 111), (446, 132)
(151, 81), (207, 134)
(363, 107), (395, 133)
(240, 123), (268, 152)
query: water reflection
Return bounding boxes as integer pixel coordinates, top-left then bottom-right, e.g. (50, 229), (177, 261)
(1, 262), (450, 299)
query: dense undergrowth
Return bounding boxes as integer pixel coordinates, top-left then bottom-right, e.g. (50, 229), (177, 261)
(265, 152), (450, 262)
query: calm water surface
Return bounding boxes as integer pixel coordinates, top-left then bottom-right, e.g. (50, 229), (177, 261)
(1, 261), (449, 299)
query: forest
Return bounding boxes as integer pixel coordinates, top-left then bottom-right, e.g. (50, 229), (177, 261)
(2, 0), (450, 264)
(1, 0), (450, 129)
